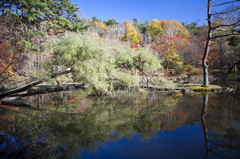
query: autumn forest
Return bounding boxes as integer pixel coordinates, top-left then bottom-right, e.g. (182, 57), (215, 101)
(0, 0), (240, 158)
(0, 0), (240, 97)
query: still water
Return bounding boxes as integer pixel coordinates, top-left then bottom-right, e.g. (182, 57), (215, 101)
(0, 86), (240, 159)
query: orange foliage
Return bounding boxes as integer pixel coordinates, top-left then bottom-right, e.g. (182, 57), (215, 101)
(130, 44), (141, 51)
(161, 19), (168, 29)
(94, 20), (108, 30)
(212, 18), (222, 27)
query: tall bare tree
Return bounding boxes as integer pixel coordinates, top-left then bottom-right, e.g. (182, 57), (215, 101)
(203, 0), (240, 86)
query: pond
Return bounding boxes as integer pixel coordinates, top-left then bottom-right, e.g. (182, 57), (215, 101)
(0, 85), (240, 159)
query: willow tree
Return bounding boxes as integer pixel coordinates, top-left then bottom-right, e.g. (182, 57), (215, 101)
(46, 32), (160, 95)
(203, 0), (240, 86)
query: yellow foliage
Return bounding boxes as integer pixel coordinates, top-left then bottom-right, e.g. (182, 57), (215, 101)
(147, 19), (164, 36)
(165, 20), (190, 37)
(122, 20), (139, 43)
(165, 41), (183, 66)
(94, 21), (109, 32)
(169, 93), (183, 99)
(8, 69), (16, 80)
(169, 53), (183, 65)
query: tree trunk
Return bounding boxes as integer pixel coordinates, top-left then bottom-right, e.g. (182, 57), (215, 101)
(202, 0), (212, 86)
(2, 1), (4, 16)
(0, 70), (71, 98)
(228, 60), (240, 73)
(167, 60), (169, 72)
(0, 81), (42, 99)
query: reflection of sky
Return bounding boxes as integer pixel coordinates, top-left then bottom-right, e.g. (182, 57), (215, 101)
(80, 123), (240, 159)
(80, 123), (206, 159)
(0, 132), (47, 152)
(2, 90), (240, 158)
(2, 123), (239, 159)
(0, 134), (19, 151)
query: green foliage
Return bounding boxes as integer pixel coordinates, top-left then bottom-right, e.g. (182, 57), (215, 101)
(26, 30), (47, 38)
(92, 15), (101, 22)
(4, 9), (19, 19)
(174, 65), (186, 76)
(69, 17), (90, 32)
(1, 0), (80, 31)
(46, 32), (161, 95)
(104, 18), (117, 26)
(134, 22), (147, 34)
(227, 36), (240, 46)
(186, 22), (202, 35)
(134, 47), (161, 70)
(20, 40), (39, 51)
(223, 127), (239, 142)
(157, 77), (176, 89)
(133, 18), (138, 23)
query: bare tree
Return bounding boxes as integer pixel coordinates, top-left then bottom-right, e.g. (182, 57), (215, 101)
(108, 23), (125, 37)
(203, 0), (240, 86)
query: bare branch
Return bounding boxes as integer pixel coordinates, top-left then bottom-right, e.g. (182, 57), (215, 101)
(0, 73), (15, 84)
(194, 17), (208, 24)
(211, 0), (240, 7)
(211, 6), (240, 15)
(212, 0), (219, 5)
(211, 19), (240, 30)
(210, 33), (239, 39)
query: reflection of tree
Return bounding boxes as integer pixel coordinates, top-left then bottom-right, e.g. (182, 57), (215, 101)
(201, 95), (210, 158)
(158, 93), (194, 131)
(0, 91), (176, 158)
(1, 89), (240, 158)
(201, 94), (240, 159)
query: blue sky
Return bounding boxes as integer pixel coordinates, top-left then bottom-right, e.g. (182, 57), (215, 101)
(71, 0), (239, 26)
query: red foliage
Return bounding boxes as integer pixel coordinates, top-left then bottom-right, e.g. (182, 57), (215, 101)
(130, 44), (137, 49)
(151, 35), (191, 60)
(0, 16), (25, 83)
(161, 35), (191, 50)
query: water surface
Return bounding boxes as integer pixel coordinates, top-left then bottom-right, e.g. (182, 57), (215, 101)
(0, 86), (240, 159)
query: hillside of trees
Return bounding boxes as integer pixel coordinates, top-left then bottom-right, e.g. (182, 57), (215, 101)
(0, 0), (240, 97)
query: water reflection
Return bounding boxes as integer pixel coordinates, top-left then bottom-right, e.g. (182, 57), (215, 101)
(0, 91), (177, 158)
(201, 94), (240, 159)
(0, 87), (239, 158)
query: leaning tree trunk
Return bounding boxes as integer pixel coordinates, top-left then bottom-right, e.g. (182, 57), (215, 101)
(0, 70), (71, 99)
(228, 60), (240, 73)
(202, 0), (212, 86)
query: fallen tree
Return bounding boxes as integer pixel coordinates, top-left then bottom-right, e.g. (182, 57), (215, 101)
(0, 69), (71, 99)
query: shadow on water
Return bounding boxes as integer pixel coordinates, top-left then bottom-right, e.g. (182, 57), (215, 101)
(0, 85), (239, 159)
